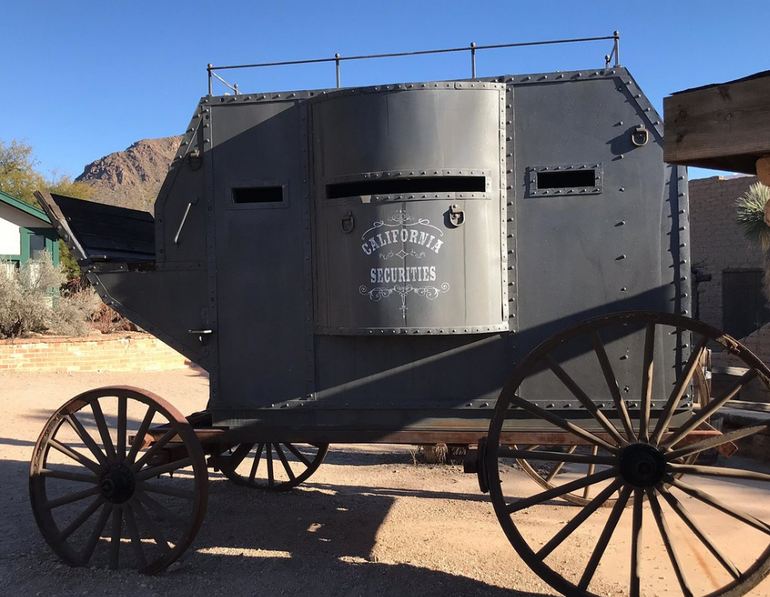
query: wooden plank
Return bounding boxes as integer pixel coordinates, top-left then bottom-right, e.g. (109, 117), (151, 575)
(664, 71), (770, 173)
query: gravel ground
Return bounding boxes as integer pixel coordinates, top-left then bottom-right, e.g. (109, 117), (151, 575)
(2, 369), (769, 596)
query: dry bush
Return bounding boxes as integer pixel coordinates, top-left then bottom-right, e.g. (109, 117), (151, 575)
(0, 255), (102, 338)
(61, 276), (137, 334)
(414, 443), (468, 465)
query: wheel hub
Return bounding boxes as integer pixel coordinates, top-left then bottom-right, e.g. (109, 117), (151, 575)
(618, 443), (666, 488)
(99, 463), (136, 503)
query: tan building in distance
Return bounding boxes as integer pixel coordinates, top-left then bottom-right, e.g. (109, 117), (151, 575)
(689, 175), (769, 338)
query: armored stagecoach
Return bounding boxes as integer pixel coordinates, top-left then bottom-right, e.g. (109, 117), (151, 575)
(29, 34), (770, 596)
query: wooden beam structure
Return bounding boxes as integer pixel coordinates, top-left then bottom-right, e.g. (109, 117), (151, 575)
(664, 70), (770, 183)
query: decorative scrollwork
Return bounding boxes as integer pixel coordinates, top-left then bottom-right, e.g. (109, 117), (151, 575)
(361, 208), (443, 240)
(379, 249), (427, 260)
(359, 283), (451, 319)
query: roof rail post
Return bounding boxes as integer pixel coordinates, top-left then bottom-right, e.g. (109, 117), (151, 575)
(470, 42), (477, 79)
(335, 53), (341, 88)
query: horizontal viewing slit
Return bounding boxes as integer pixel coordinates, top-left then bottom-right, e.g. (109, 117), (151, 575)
(537, 170), (596, 189)
(326, 176), (485, 199)
(232, 186), (284, 204)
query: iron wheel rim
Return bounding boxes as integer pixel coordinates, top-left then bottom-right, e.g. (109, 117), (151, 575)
(487, 311), (770, 597)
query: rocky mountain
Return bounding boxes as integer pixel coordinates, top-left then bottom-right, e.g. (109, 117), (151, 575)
(75, 136), (182, 212)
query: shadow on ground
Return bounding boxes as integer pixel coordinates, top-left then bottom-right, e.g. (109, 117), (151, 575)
(2, 455), (550, 597)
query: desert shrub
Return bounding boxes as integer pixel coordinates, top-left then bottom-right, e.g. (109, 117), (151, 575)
(0, 255), (101, 338)
(62, 276), (137, 334)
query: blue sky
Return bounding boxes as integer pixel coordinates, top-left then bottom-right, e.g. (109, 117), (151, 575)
(3, 0), (768, 180)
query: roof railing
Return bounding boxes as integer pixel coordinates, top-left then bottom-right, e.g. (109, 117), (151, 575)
(206, 31), (620, 96)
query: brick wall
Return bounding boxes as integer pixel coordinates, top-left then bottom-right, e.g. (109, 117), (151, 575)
(689, 175), (764, 329)
(0, 333), (192, 372)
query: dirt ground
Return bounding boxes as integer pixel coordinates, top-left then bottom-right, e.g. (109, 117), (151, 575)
(2, 368), (769, 596)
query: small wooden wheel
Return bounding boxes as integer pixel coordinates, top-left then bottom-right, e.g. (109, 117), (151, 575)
(487, 311), (770, 597)
(217, 442), (328, 491)
(29, 386), (208, 574)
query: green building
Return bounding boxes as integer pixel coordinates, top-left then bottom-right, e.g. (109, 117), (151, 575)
(0, 190), (60, 275)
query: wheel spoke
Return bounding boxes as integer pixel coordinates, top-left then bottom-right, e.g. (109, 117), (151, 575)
(126, 406), (156, 464)
(583, 446), (599, 499)
(592, 331), (637, 442)
(658, 487), (741, 580)
(639, 323), (655, 442)
(665, 424), (769, 461)
(90, 399), (116, 461)
(227, 442), (255, 471)
(283, 442), (312, 467)
(668, 462), (770, 483)
(545, 445), (577, 483)
(136, 490), (185, 524)
(45, 485), (102, 509)
(630, 489), (644, 597)
(670, 477), (770, 535)
(274, 444), (296, 481)
(124, 505), (148, 569)
(578, 484), (632, 590)
(65, 414), (109, 466)
(136, 457), (193, 482)
(109, 506), (122, 570)
(132, 427), (177, 472)
(60, 496), (105, 541)
(538, 479), (623, 560)
(266, 443), (275, 487)
(663, 369), (757, 449)
(48, 438), (102, 475)
(132, 497), (170, 551)
(80, 503), (112, 565)
(544, 355), (628, 446)
(503, 447), (615, 466)
(646, 489), (693, 597)
(509, 395), (618, 452)
(40, 468), (98, 484)
(249, 443), (264, 483)
(651, 336), (709, 445)
(507, 468), (617, 513)
(117, 396), (127, 461)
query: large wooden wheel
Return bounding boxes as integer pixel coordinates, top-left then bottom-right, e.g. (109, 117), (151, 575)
(29, 386), (208, 574)
(217, 442), (328, 491)
(512, 367), (711, 507)
(487, 311), (770, 597)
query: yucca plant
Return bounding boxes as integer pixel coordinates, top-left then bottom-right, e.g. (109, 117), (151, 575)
(736, 182), (770, 249)
(736, 182), (770, 299)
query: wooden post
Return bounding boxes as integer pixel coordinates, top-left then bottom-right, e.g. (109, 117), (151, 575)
(757, 156), (770, 186)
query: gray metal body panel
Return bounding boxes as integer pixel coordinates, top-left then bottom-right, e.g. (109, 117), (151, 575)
(47, 67), (690, 437)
